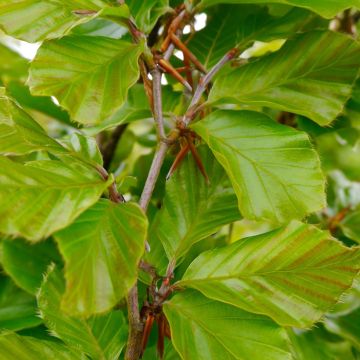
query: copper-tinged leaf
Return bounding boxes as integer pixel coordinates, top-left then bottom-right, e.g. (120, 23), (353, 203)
(179, 221), (360, 327)
(208, 31), (360, 126)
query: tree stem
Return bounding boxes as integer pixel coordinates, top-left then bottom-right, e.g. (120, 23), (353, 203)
(183, 48), (239, 126)
(151, 67), (166, 140)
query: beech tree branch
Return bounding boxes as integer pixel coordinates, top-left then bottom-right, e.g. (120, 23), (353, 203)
(151, 67), (166, 140)
(183, 48), (239, 126)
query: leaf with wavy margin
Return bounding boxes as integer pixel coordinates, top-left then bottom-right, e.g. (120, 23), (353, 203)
(0, 0), (129, 42)
(179, 221), (360, 327)
(54, 199), (147, 316)
(29, 36), (144, 124)
(208, 31), (360, 126)
(0, 157), (110, 241)
(192, 110), (325, 223)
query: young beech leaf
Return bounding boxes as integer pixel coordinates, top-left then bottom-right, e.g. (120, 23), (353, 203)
(0, 0), (129, 43)
(0, 275), (42, 331)
(0, 332), (85, 360)
(54, 199), (148, 317)
(146, 147), (240, 263)
(208, 31), (360, 126)
(37, 265), (127, 360)
(0, 157), (110, 241)
(29, 36), (144, 124)
(178, 221), (360, 328)
(192, 110), (326, 224)
(198, 0), (360, 19)
(0, 89), (66, 156)
(163, 290), (294, 360)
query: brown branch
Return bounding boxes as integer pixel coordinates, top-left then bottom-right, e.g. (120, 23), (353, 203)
(158, 58), (192, 92)
(125, 286), (143, 360)
(183, 48), (239, 126)
(170, 33), (207, 73)
(151, 67), (166, 140)
(139, 141), (170, 212)
(96, 165), (125, 203)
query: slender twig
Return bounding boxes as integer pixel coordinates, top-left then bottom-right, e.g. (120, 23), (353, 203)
(183, 48), (239, 126)
(151, 67), (166, 140)
(170, 33), (207, 73)
(125, 286), (143, 360)
(158, 59), (192, 92)
(102, 124), (128, 170)
(96, 165), (125, 203)
(139, 141), (170, 212)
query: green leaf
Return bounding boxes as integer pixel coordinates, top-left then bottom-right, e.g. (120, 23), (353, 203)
(60, 133), (104, 166)
(325, 308), (360, 350)
(127, 0), (170, 33)
(0, 89), (65, 156)
(37, 265), (127, 359)
(208, 31), (360, 126)
(83, 84), (152, 135)
(0, 275), (42, 331)
(189, 6), (316, 69)
(149, 147), (240, 261)
(1, 237), (61, 295)
(0, 157), (110, 241)
(341, 210), (360, 244)
(192, 110), (325, 224)
(198, 0), (360, 18)
(29, 36), (144, 124)
(0, 0), (128, 43)
(179, 221), (360, 328)
(54, 199), (147, 316)
(0, 333), (85, 360)
(289, 328), (357, 360)
(163, 290), (294, 360)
